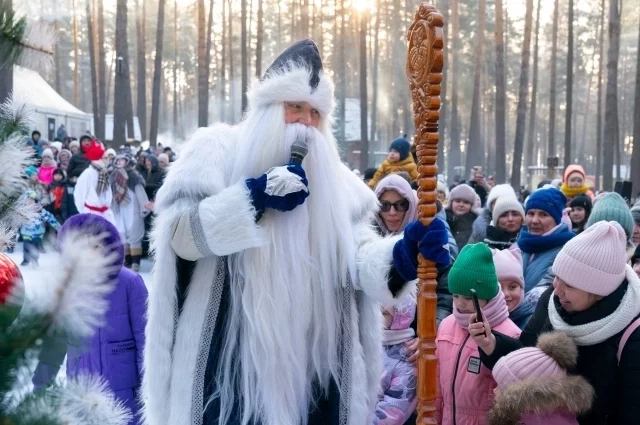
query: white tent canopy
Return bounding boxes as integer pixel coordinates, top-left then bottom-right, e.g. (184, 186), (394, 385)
(13, 66), (93, 140)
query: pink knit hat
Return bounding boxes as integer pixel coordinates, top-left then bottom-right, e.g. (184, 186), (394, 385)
(493, 332), (576, 389)
(552, 221), (627, 296)
(492, 248), (524, 288)
(447, 184), (477, 207)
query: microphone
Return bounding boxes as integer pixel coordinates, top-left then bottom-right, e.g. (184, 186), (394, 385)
(289, 138), (308, 165)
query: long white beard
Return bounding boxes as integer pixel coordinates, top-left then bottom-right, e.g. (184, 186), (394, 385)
(214, 106), (355, 425)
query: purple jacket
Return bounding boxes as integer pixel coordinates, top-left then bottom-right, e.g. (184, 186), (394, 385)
(33, 269), (147, 423)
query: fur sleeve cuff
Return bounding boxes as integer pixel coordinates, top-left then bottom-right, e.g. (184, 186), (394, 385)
(171, 182), (265, 259)
(355, 227), (414, 305)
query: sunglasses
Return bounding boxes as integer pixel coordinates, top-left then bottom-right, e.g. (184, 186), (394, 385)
(380, 200), (410, 212)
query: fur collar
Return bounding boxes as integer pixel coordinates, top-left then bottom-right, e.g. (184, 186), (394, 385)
(488, 375), (594, 425)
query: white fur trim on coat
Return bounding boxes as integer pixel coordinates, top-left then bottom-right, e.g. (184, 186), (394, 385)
(170, 181), (265, 260)
(354, 222), (415, 306)
(247, 66), (335, 118)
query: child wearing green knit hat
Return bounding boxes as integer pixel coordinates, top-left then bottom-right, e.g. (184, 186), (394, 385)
(435, 243), (521, 425)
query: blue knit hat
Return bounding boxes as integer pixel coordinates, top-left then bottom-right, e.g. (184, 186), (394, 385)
(525, 188), (567, 225)
(389, 136), (411, 161)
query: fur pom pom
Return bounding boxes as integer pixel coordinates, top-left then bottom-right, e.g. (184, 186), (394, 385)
(56, 375), (132, 425)
(537, 331), (578, 370)
(23, 231), (119, 338)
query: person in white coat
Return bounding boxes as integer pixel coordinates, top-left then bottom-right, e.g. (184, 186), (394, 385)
(110, 154), (151, 272)
(73, 141), (116, 224)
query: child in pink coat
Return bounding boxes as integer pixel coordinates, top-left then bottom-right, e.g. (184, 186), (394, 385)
(436, 243), (521, 425)
(488, 332), (594, 425)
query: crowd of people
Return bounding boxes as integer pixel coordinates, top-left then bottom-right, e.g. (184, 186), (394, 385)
(11, 40), (640, 425)
(13, 129), (174, 270)
(363, 136), (640, 424)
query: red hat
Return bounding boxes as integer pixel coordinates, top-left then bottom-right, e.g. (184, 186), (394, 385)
(84, 140), (105, 161)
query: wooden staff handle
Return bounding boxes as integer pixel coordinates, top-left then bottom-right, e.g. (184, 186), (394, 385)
(406, 4), (444, 424)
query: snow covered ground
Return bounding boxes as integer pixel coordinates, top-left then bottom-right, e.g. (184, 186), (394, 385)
(6, 243), (154, 287)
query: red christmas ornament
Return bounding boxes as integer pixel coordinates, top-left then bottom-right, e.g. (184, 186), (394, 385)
(0, 252), (21, 305)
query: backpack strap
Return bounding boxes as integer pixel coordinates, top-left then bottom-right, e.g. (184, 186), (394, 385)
(617, 317), (640, 365)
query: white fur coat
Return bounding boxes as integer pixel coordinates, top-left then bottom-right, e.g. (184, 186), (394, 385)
(141, 125), (412, 425)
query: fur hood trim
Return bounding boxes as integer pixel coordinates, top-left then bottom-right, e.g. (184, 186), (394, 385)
(246, 64), (335, 118)
(488, 375), (594, 425)
(536, 331), (578, 370)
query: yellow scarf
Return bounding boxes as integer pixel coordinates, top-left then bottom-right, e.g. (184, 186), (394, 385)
(560, 183), (589, 198)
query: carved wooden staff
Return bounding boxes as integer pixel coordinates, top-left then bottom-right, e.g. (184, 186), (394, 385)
(406, 4), (444, 424)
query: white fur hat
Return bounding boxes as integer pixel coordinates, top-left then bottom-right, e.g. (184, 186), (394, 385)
(487, 184), (518, 211)
(247, 39), (334, 118)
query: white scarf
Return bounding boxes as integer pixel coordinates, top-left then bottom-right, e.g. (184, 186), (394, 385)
(382, 328), (415, 346)
(548, 265), (640, 346)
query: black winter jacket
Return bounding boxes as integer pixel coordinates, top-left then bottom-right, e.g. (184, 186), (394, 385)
(145, 167), (165, 201)
(445, 209), (477, 251)
(66, 153), (90, 180)
(479, 284), (640, 425)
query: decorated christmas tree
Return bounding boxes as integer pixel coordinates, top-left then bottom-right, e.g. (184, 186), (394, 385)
(0, 4), (132, 425)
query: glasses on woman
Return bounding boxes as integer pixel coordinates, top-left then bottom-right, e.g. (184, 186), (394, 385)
(379, 200), (410, 212)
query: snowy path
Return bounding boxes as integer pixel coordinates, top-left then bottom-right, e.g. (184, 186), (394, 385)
(6, 244), (154, 287)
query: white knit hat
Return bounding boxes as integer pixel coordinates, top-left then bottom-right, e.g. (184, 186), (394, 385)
(552, 221), (628, 296)
(487, 184), (518, 211)
(492, 196), (525, 224)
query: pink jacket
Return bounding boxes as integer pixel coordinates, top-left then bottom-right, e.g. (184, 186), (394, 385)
(38, 165), (56, 185)
(436, 315), (521, 425)
(520, 412), (578, 425)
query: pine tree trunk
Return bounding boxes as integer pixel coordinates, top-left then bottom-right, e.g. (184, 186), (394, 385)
(438, 0), (448, 173)
(301, 0), (309, 37)
(228, 0), (235, 121)
(603, 0), (620, 190)
(86, 0), (100, 139)
(73, 0), (80, 105)
(578, 32), (597, 166)
(113, 0), (130, 145)
(359, 11), (368, 170)
(220, 0), (226, 121)
(525, 0), (541, 173)
(197, 0), (207, 126)
(466, 0), (486, 172)
(448, 0), (461, 182)
(337, 0), (346, 147)
(510, 0), (533, 189)
(205, 0), (215, 119)
(596, 0), (605, 189)
(255, 0), (263, 77)
(0, 0), (12, 105)
(494, 0), (506, 182)
(547, 0), (559, 169)
(241, 0), (248, 112)
(136, 0), (147, 140)
(97, 0), (106, 139)
(149, 0), (166, 146)
(173, 0), (178, 136)
(370, 0), (381, 146)
(53, 0), (61, 94)
(631, 19), (640, 193)
(564, 0), (574, 166)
